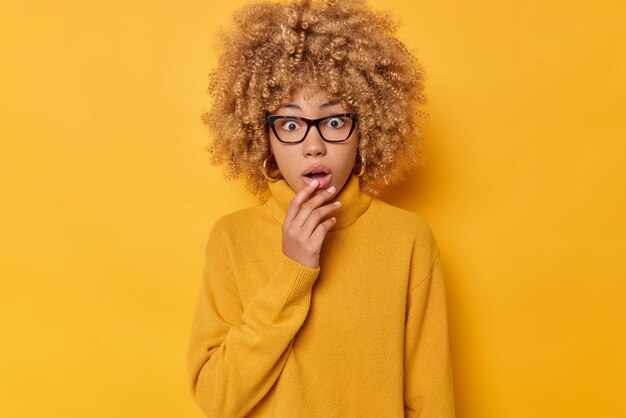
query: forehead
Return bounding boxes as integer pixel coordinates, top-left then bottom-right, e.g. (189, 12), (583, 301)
(282, 85), (333, 102)
(276, 85), (351, 112)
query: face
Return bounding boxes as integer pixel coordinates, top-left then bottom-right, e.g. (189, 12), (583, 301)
(268, 85), (359, 196)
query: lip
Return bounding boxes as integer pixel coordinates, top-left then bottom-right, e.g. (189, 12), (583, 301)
(302, 164), (332, 189)
(302, 163), (331, 176)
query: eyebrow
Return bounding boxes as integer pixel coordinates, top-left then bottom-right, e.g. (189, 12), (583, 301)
(320, 98), (343, 108)
(278, 98), (344, 110)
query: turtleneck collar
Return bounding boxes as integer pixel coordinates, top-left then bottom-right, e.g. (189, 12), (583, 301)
(263, 173), (372, 231)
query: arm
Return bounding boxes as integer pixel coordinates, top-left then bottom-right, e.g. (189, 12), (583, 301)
(404, 248), (456, 417)
(186, 218), (319, 417)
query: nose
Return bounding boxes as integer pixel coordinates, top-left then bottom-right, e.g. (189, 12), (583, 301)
(302, 125), (327, 157)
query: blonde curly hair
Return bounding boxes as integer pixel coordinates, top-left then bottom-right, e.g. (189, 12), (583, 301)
(202, 0), (428, 200)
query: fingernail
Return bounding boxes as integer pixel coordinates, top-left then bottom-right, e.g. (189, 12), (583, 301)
(311, 179), (318, 186)
(334, 201), (341, 206)
(326, 186), (336, 193)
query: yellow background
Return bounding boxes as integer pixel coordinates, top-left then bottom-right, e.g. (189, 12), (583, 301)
(1, 0), (624, 417)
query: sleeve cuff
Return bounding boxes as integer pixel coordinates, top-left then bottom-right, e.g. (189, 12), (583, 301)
(260, 252), (320, 307)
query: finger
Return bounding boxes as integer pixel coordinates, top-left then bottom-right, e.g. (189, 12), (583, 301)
(292, 185), (338, 227)
(309, 216), (337, 246)
(285, 179), (321, 224)
(301, 201), (341, 237)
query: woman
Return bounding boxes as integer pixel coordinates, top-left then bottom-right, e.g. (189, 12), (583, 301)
(187, 0), (455, 416)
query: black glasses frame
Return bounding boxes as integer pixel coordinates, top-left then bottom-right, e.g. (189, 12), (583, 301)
(267, 113), (359, 144)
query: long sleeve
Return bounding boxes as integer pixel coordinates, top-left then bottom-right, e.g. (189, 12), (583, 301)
(186, 218), (320, 418)
(403, 248), (456, 417)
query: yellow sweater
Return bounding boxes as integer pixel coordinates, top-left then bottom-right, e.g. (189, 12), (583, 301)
(187, 173), (455, 417)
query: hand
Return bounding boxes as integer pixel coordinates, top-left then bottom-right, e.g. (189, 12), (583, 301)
(281, 180), (341, 269)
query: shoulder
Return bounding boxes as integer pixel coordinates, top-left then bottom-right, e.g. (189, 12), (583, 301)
(207, 205), (269, 244)
(203, 205), (270, 266)
(212, 206), (265, 229)
(366, 197), (441, 288)
(367, 197), (438, 247)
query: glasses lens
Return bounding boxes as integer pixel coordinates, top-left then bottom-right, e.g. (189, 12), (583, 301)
(272, 117), (307, 143)
(319, 115), (354, 141)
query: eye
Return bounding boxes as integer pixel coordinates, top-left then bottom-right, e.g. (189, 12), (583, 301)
(280, 120), (302, 131)
(325, 117), (345, 129)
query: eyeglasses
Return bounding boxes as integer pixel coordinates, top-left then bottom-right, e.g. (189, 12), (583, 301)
(267, 113), (358, 143)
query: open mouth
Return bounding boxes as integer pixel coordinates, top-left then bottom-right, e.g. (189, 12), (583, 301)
(302, 167), (332, 188)
(304, 172), (328, 179)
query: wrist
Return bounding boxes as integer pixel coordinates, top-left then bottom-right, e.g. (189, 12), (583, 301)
(282, 250), (318, 269)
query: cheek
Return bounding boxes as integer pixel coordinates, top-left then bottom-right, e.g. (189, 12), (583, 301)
(336, 144), (359, 172)
(348, 137), (359, 159)
(268, 135), (278, 154)
(270, 145), (296, 172)
(269, 137), (285, 160)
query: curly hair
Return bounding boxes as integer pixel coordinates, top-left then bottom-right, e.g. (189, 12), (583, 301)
(201, 0), (428, 201)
